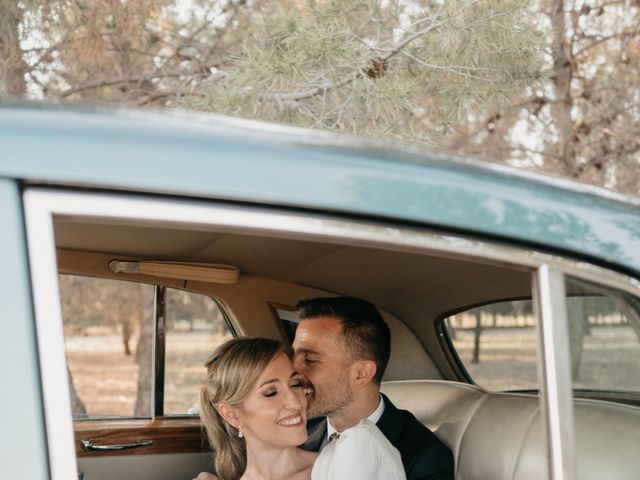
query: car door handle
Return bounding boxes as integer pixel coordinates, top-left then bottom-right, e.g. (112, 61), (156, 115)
(81, 438), (153, 451)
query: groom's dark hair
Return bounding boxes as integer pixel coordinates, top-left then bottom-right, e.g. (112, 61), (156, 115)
(296, 296), (391, 384)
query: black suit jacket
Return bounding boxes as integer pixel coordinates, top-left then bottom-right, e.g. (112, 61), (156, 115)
(301, 394), (454, 480)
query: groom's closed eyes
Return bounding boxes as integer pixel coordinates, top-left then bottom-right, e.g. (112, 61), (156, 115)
(295, 349), (323, 365)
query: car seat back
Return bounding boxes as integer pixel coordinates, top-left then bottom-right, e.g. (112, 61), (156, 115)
(381, 380), (640, 480)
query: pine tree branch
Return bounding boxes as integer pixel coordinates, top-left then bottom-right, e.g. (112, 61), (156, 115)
(511, 146), (564, 160)
(58, 67), (217, 98)
(269, 72), (362, 103)
(265, 0), (498, 105)
(268, 19), (444, 103)
(400, 51), (495, 82)
(135, 88), (205, 107)
(377, 20), (444, 60)
(574, 30), (640, 57)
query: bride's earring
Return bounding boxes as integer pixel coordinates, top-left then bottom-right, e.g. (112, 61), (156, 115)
(238, 426), (243, 438)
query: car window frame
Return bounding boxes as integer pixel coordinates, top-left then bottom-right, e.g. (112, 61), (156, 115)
(24, 187), (640, 480)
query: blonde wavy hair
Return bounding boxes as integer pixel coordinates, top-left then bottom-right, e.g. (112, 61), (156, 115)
(199, 337), (286, 480)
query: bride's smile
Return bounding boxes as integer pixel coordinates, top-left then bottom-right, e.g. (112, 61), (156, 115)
(277, 414), (303, 427)
(232, 352), (309, 448)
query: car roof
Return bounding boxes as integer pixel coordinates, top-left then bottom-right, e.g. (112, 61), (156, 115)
(1, 103), (639, 277)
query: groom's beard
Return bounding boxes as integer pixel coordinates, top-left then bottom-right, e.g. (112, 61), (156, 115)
(306, 370), (353, 419)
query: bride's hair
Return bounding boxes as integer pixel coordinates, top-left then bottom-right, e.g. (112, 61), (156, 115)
(199, 337), (286, 480)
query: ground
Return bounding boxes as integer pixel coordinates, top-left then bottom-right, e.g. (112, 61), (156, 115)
(66, 331), (232, 418)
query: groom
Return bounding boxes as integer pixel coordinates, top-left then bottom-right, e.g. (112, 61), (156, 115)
(292, 297), (453, 480)
(194, 297), (453, 480)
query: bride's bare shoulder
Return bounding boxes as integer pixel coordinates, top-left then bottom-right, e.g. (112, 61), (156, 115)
(289, 466), (314, 480)
(290, 449), (319, 479)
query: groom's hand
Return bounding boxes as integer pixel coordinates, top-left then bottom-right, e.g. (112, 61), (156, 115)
(192, 473), (219, 480)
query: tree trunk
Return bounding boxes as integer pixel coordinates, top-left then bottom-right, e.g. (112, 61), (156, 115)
(620, 300), (640, 343)
(550, 0), (576, 175)
(0, 2), (27, 96)
(134, 285), (154, 417)
(67, 365), (87, 417)
(122, 318), (133, 356)
(472, 312), (482, 364)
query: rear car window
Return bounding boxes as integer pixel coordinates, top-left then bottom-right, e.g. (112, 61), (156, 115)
(444, 300), (538, 391)
(60, 275), (154, 419)
(445, 283), (640, 396)
(564, 277), (640, 394)
(60, 274), (234, 419)
(165, 289), (233, 415)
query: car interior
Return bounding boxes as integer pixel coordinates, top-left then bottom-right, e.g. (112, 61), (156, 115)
(50, 203), (640, 480)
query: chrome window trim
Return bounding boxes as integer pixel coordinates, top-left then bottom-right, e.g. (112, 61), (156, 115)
(24, 193), (78, 480)
(533, 266), (576, 480)
(24, 188), (640, 480)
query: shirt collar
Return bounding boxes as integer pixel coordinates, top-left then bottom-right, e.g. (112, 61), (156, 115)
(326, 394), (385, 438)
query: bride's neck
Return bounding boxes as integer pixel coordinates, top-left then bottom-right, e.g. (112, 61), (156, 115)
(241, 441), (305, 480)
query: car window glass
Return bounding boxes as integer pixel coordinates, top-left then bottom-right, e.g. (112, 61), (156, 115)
(565, 277), (640, 394)
(444, 300), (538, 391)
(164, 289), (233, 415)
(270, 303), (299, 345)
(59, 274), (154, 420)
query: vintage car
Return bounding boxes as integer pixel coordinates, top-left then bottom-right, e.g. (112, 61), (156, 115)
(1, 104), (639, 480)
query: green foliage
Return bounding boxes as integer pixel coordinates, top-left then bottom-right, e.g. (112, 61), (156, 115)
(186, 0), (546, 144)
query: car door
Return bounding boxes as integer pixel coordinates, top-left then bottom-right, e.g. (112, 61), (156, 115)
(0, 180), (49, 480)
(24, 186), (640, 480)
(25, 191), (241, 480)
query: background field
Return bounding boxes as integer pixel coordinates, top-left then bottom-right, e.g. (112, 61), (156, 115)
(452, 325), (640, 392)
(66, 330), (232, 418)
(66, 324), (640, 418)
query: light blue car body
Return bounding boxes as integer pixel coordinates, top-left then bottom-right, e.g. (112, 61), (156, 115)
(0, 104), (638, 478)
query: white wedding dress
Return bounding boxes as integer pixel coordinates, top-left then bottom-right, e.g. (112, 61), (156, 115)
(311, 420), (406, 480)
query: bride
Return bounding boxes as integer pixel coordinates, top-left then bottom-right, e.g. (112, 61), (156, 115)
(199, 337), (406, 480)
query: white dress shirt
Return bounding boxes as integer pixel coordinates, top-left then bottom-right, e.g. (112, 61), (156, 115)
(312, 409), (406, 480)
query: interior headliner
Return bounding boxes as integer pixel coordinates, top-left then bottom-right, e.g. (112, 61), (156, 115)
(54, 216), (533, 326)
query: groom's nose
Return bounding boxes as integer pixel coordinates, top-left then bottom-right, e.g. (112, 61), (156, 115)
(283, 385), (303, 408)
(292, 352), (303, 371)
